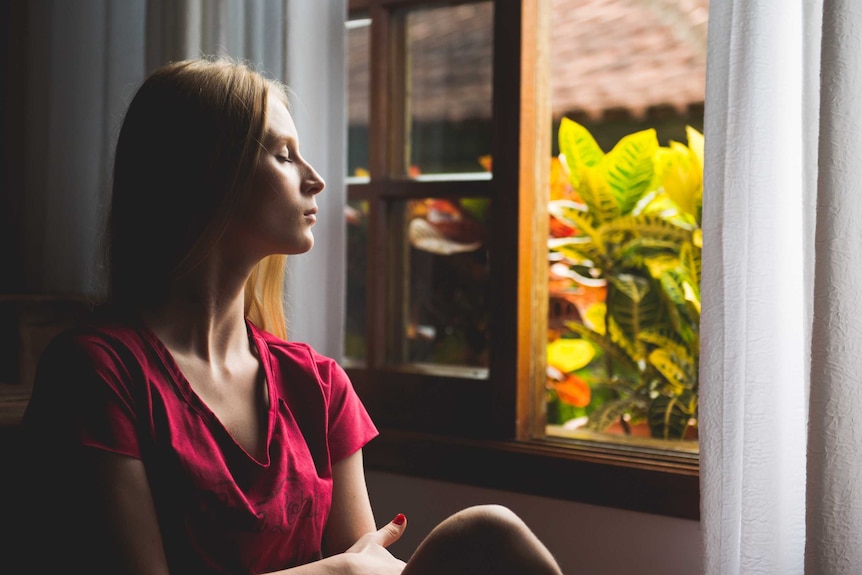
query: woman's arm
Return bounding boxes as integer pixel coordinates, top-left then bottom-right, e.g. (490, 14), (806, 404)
(323, 449), (377, 555)
(87, 449), (172, 575)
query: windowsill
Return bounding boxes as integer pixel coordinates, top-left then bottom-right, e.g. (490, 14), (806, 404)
(342, 359), (489, 380)
(546, 424), (700, 457)
(362, 428), (700, 521)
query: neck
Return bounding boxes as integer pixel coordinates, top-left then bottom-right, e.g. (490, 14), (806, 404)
(140, 280), (251, 363)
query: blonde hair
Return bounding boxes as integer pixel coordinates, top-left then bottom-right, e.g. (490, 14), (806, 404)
(109, 57), (289, 339)
(245, 255), (288, 339)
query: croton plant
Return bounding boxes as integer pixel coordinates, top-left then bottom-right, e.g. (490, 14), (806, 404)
(547, 118), (703, 441)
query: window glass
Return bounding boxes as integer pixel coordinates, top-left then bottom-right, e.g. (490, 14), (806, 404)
(345, 200), (369, 363)
(390, 197), (491, 376)
(544, 0), (708, 451)
(404, 2), (494, 179)
(346, 15), (371, 182)
(345, 14), (371, 366)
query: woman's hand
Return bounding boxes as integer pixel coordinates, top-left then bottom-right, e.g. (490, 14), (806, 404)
(341, 514), (408, 575)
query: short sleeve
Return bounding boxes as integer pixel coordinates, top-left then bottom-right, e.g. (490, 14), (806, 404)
(24, 329), (143, 459)
(313, 353), (378, 463)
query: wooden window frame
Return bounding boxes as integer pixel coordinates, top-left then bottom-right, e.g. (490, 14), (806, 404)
(346, 0), (699, 521)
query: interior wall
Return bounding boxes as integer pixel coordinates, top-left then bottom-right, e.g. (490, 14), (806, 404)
(366, 470), (703, 575)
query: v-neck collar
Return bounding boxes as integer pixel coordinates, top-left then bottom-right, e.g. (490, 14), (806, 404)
(135, 317), (277, 467)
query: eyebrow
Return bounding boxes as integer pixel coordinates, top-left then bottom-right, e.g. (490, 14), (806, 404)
(266, 132), (299, 149)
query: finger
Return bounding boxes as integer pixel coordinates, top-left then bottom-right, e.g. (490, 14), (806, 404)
(373, 513), (407, 548)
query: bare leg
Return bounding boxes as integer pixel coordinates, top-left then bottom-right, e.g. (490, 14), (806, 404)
(401, 504), (564, 575)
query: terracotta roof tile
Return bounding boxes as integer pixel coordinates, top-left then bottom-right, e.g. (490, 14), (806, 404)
(347, 0), (708, 123)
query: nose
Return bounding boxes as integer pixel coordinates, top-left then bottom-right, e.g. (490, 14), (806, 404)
(304, 164), (325, 196)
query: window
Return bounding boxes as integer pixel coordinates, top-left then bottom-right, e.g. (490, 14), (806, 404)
(345, 0), (703, 520)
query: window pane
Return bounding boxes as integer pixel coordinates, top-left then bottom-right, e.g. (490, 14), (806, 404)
(404, 3), (494, 179)
(545, 0), (707, 450)
(390, 198), (491, 376)
(346, 16), (370, 182)
(345, 200), (369, 363)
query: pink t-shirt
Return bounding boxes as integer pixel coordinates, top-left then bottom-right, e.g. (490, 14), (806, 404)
(22, 316), (378, 574)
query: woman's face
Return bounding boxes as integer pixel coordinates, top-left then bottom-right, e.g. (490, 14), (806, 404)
(229, 94), (326, 259)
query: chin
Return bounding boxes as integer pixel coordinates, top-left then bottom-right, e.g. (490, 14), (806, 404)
(287, 237), (314, 255)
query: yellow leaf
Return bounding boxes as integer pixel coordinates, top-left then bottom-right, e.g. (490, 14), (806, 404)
(658, 143), (701, 217)
(686, 126), (704, 170)
(584, 302), (606, 335)
(683, 281), (701, 314)
(692, 228), (703, 248)
(547, 338), (596, 373)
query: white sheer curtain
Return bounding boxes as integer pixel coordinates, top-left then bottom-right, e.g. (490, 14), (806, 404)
(701, 1), (862, 573)
(18, 0), (347, 357)
(805, 2), (862, 571)
(280, 1), (348, 360)
(21, 0), (147, 295)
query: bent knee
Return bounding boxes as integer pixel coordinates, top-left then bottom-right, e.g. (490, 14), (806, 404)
(453, 504), (520, 524)
(444, 504), (531, 540)
(406, 505), (561, 575)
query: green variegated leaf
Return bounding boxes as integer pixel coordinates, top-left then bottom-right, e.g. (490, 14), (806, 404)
(632, 188), (660, 214)
(648, 391), (697, 440)
(647, 348), (692, 395)
(684, 284), (701, 321)
(603, 129), (658, 215)
(606, 315), (645, 364)
(585, 397), (648, 432)
(592, 376), (641, 396)
(620, 245), (679, 271)
(558, 117), (604, 192)
(563, 321), (639, 371)
(640, 328), (699, 373)
(548, 199), (589, 228)
(642, 255), (682, 279)
(639, 329), (690, 359)
(579, 167), (621, 225)
(655, 268), (700, 343)
(603, 214), (693, 245)
(553, 208), (604, 251)
(659, 270), (688, 307)
(607, 273), (650, 304)
(636, 190), (695, 224)
(680, 240), (701, 288)
(548, 237), (602, 267)
(667, 312), (699, 352)
(606, 275), (667, 355)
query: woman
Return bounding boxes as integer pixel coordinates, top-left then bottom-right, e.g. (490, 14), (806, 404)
(17, 58), (564, 575)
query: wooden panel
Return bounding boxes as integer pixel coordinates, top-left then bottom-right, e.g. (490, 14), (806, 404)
(363, 428), (700, 520)
(349, 366), (498, 437)
(519, 0), (551, 440)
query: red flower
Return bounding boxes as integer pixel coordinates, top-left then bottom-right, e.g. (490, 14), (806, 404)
(554, 373), (591, 407)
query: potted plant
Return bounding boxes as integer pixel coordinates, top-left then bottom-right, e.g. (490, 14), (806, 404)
(546, 118), (703, 441)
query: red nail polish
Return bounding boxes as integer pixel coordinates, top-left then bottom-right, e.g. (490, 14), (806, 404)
(393, 513), (406, 525)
